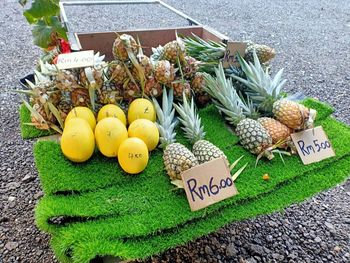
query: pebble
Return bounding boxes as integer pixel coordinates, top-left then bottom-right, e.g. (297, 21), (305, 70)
(21, 174), (34, 183)
(5, 241), (18, 251)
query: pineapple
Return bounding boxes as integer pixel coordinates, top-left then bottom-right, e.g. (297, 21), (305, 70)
(57, 99), (73, 121)
(107, 60), (128, 85)
(204, 63), (259, 126)
(79, 67), (104, 89)
(112, 34), (137, 61)
(97, 82), (123, 104)
(144, 76), (162, 98)
(171, 80), (191, 98)
(174, 93), (227, 164)
(183, 56), (199, 80)
(154, 60), (175, 84)
(153, 88), (199, 180)
(55, 69), (82, 91)
(191, 72), (210, 107)
(70, 88), (90, 107)
(272, 99), (317, 130)
(191, 72), (205, 95)
(123, 81), (141, 101)
(244, 43), (276, 64)
(236, 118), (274, 158)
(161, 38), (186, 64)
(258, 117), (293, 145)
(232, 51), (286, 115)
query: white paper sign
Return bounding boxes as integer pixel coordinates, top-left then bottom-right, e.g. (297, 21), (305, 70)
(221, 41), (247, 68)
(56, 50), (94, 69)
(290, 126), (335, 165)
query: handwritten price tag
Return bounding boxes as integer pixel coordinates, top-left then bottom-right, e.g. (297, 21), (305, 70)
(181, 157), (238, 211)
(221, 41), (247, 68)
(290, 126), (335, 165)
(56, 50), (94, 70)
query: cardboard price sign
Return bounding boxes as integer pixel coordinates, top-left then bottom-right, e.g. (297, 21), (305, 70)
(221, 41), (247, 68)
(56, 50), (94, 70)
(181, 157), (238, 211)
(291, 126), (335, 165)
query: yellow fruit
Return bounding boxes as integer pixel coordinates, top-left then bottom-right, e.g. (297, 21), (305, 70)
(60, 121), (95, 162)
(118, 137), (149, 174)
(63, 117), (92, 132)
(97, 104), (127, 125)
(128, 119), (159, 151)
(94, 117), (128, 157)
(127, 98), (156, 124)
(65, 107), (96, 131)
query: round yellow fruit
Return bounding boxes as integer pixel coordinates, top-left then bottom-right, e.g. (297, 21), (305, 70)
(127, 98), (156, 124)
(65, 107), (96, 131)
(97, 104), (127, 125)
(94, 117), (128, 157)
(60, 121), (95, 163)
(118, 137), (149, 174)
(128, 119), (159, 151)
(64, 117), (92, 132)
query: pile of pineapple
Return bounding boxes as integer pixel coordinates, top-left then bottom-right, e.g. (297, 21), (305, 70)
(20, 32), (317, 179)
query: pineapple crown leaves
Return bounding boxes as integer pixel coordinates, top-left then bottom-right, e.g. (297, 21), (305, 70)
(122, 35), (146, 93)
(181, 33), (226, 62)
(152, 88), (178, 149)
(232, 51), (287, 113)
(203, 63), (257, 126)
(173, 92), (205, 144)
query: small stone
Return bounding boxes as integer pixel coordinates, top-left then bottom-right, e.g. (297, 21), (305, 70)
(22, 174), (34, 183)
(314, 237), (322, 243)
(8, 196), (16, 202)
(247, 257), (257, 263)
(248, 244), (265, 255)
(324, 222), (334, 229)
(334, 246), (341, 252)
(226, 244), (237, 257)
(5, 241), (18, 251)
(7, 182), (20, 190)
(205, 245), (213, 255)
(36, 249), (43, 256)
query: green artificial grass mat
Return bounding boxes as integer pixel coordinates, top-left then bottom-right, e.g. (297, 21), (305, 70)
(31, 97), (349, 262)
(35, 116), (350, 238)
(51, 153), (350, 263)
(33, 98), (332, 196)
(19, 104), (55, 139)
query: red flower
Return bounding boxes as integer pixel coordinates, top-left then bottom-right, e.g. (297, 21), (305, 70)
(60, 39), (71, 53)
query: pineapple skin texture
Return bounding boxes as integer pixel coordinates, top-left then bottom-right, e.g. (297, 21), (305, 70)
(258, 117), (292, 144)
(154, 60), (175, 84)
(163, 143), (199, 180)
(236, 118), (272, 155)
(192, 140), (227, 164)
(162, 40), (186, 64)
(244, 44), (276, 64)
(273, 99), (309, 130)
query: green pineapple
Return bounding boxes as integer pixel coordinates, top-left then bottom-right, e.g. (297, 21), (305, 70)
(174, 93), (227, 164)
(152, 88), (198, 181)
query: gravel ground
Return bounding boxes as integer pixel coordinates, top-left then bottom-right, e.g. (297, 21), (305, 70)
(0, 0), (349, 262)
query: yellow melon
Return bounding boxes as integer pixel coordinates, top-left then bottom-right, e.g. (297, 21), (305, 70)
(117, 137), (149, 174)
(65, 107), (96, 131)
(97, 104), (127, 125)
(127, 98), (156, 124)
(60, 119), (95, 163)
(94, 117), (128, 157)
(128, 119), (159, 151)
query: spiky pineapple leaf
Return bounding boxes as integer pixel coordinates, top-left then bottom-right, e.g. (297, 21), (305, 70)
(47, 101), (63, 129)
(23, 0), (60, 24)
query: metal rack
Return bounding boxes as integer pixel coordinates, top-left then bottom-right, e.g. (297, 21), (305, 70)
(59, 0), (229, 50)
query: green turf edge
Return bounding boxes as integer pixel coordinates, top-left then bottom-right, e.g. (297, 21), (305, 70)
(50, 155), (350, 263)
(34, 116), (350, 236)
(19, 104), (55, 139)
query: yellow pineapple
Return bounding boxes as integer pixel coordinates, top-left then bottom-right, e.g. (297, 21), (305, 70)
(272, 99), (316, 130)
(154, 60), (175, 84)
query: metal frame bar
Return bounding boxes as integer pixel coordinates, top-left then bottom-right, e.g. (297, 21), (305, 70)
(59, 0), (229, 50)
